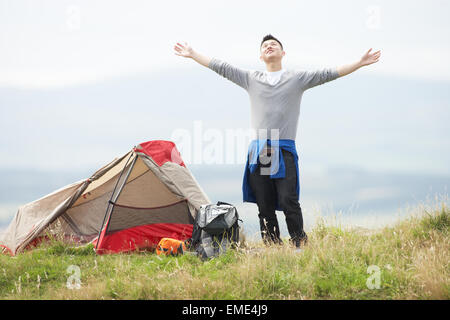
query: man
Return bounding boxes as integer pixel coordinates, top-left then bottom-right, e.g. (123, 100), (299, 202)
(174, 34), (381, 248)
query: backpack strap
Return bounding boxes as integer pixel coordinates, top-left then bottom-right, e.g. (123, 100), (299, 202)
(216, 201), (233, 206)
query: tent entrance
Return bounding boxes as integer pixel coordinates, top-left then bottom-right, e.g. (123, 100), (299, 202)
(96, 200), (194, 253)
(94, 154), (193, 253)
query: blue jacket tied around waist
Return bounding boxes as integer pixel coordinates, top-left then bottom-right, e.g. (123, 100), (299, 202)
(242, 139), (300, 211)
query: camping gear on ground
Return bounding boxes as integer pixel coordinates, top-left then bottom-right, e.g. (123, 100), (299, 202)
(189, 201), (241, 260)
(156, 237), (188, 256)
(0, 140), (210, 256)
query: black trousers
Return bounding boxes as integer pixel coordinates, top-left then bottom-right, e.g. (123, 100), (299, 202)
(248, 149), (306, 245)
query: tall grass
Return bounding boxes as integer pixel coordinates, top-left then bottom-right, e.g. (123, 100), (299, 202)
(0, 197), (448, 300)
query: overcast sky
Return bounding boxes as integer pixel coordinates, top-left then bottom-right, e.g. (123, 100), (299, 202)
(1, 0), (450, 88)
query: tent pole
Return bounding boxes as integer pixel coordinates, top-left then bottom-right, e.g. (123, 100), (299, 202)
(104, 155), (137, 234)
(95, 152), (135, 250)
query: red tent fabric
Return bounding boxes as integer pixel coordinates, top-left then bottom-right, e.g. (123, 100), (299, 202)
(134, 140), (186, 167)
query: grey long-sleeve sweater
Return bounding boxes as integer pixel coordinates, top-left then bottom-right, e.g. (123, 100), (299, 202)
(208, 58), (340, 140)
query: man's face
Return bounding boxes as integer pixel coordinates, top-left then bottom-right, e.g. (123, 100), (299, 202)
(260, 39), (285, 63)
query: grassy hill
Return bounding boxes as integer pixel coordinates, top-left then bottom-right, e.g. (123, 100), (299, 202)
(0, 201), (448, 300)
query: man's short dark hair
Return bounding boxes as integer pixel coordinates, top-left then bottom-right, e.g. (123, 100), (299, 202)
(260, 34), (283, 50)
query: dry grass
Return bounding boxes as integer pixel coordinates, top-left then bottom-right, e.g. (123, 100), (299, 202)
(0, 197), (448, 300)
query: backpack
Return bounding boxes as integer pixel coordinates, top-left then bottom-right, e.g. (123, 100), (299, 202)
(189, 201), (241, 259)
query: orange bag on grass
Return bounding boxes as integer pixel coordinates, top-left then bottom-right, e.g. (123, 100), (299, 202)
(156, 238), (187, 256)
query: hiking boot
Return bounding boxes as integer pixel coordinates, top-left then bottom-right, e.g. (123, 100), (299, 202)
(290, 232), (308, 248)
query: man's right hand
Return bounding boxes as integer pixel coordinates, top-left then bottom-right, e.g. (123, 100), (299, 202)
(174, 41), (211, 68)
(174, 42), (194, 59)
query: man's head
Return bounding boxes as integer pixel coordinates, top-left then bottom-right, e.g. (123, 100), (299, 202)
(260, 34), (285, 64)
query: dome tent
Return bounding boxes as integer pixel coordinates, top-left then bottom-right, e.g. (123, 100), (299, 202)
(0, 140), (210, 255)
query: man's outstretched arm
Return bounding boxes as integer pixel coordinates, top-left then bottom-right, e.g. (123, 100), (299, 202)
(336, 48), (381, 77)
(174, 41), (249, 90)
(174, 41), (211, 67)
(299, 48), (381, 90)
